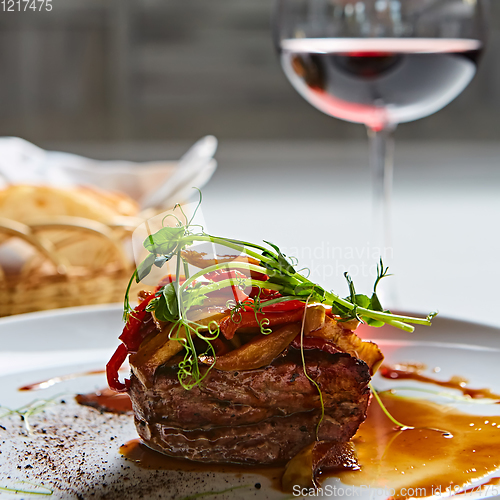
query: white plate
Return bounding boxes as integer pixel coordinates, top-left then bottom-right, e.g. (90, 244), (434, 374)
(0, 307), (500, 499)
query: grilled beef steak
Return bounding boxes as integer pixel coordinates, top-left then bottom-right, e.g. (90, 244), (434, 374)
(129, 344), (371, 465)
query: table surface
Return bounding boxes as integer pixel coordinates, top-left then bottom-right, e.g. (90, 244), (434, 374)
(47, 139), (500, 329)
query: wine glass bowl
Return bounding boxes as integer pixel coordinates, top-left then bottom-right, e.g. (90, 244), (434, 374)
(280, 37), (482, 130)
(274, 0), (486, 130)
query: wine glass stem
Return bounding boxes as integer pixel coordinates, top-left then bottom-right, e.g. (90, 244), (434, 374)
(367, 124), (396, 285)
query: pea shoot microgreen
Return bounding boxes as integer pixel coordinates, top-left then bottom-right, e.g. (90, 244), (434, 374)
(0, 480), (53, 496)
(0, 394), (66, 435)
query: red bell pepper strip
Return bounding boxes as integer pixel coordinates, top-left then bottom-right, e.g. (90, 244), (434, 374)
(204, 269), (249, 302)
(249, 269), (269, 298)
(220, 306), (305, 340)
(204, 267), (269, 301)
(106, 343), (130, 392)
(118, 292), (155, 352)
(204, 267), (304, 313)
(204, 267), (267, 283)
(261, 299), (305, 313)
(107, 292), (156, 393)
(249, 282), (273, 299)
(204, 269), (247, 282)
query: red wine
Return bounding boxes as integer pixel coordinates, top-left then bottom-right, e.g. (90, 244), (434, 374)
(280, 38), (482, 129)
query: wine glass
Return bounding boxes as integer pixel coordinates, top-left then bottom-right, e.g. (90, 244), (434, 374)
(273, 0), (487, 298)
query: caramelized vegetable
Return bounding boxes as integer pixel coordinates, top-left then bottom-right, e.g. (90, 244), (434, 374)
(304, 305), (326, 333)
(282, 442), (316, 491)
(130, 311), (229, 387)
(308, 316), (384, 374)
(199, 323), (301, 371)
(282, 441), (359, 492)
(130, 323), (184, 388)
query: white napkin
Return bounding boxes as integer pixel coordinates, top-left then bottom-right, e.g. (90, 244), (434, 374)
(0, 137), (217, 209)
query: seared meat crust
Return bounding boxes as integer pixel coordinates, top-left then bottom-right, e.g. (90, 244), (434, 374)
(129, 346), (371, 465)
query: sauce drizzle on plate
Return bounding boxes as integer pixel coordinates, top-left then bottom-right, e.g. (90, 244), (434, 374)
(380, 363), (500, 401)
(75, 388), (132, 414)
(19, 369), (106, 392)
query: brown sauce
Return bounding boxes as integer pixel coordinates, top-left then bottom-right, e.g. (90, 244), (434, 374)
(337, 394), (500, 499)
(380, 363), (500, 400)
(19, 369), (106, 392)
(20, 370), (134, 414)
(119, 396), (500, 498)
(119, 439), (284, 490)
(75, 388), (132, 414)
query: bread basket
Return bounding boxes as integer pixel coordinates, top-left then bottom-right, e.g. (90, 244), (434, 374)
(0, 136), (218, 316)
(0, 216), (146, 317)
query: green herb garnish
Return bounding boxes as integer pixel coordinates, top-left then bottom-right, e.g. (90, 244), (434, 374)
(0, 480), (53, 496)
(0, 394), (65, 435)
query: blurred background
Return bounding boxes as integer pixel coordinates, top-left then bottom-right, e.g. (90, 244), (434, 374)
(0, 0), (499, 325)
(0, 0), (498, 143)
